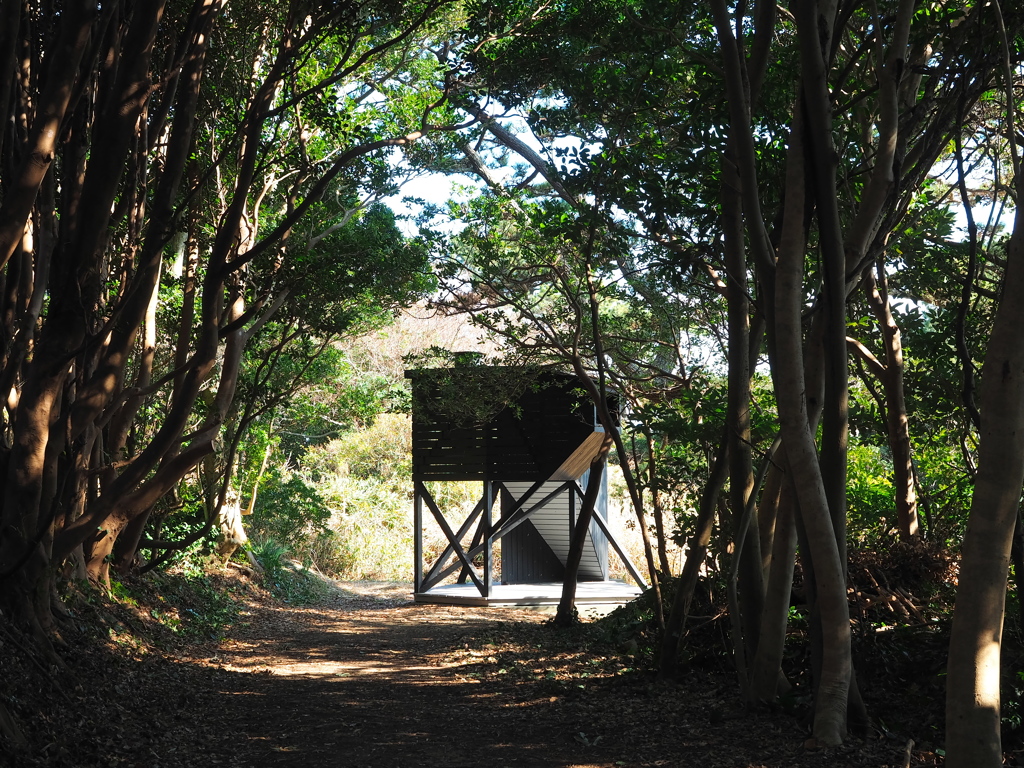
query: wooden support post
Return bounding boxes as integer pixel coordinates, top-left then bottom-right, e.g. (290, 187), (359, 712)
(414, 486), (423, 594)
(483, 480), (494, 598)
(568, 476), (577, 538)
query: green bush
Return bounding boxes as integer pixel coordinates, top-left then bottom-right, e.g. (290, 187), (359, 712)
(249, 468), (332, 543)
(248, 537), (331, 605)
(847, 444), (897, 542)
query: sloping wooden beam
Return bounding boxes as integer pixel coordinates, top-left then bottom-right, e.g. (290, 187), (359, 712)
(591, 508), (648, 589)
(456, 505), (490, 585)
(550, 430), (609, 482)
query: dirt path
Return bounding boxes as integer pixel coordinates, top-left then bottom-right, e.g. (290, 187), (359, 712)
(0, 573), (965, 768)
(210, 586), (585, 767)
(145, 582), (909, 768)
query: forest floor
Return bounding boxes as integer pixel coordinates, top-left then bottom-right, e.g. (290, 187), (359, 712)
(0, 567), (997, 768)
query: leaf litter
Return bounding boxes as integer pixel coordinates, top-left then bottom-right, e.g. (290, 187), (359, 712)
(0, 571), (925, 767)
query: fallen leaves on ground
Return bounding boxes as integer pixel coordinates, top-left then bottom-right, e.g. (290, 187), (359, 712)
(0, 572), (934, 767)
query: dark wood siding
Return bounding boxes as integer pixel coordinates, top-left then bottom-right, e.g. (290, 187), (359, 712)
(500, 519), (565, 583)
(408, 368), (617, 482)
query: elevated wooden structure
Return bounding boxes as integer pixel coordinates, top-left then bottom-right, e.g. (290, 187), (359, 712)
(407, 366), (645, 606)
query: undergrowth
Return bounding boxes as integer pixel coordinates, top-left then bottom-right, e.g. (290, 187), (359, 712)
(247, 538), (333, 605)
(67, 569), (247, 652)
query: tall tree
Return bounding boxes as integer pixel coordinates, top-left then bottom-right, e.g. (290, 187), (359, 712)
(945, 4), (1024, 761)
(0, 0), (450, 633)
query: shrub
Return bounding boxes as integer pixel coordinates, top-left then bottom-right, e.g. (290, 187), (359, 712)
(248, 537), (331, 605)
(847, 444), (897, 542)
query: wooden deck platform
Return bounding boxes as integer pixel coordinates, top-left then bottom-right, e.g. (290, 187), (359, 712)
(414, 580), (642, 607)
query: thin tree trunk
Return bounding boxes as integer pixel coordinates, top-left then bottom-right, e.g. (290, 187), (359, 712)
(0, 1), (96, 270)
(658, 436), (729, 677)
(863, 265), (919, 539)
(757, 462), (784, 581)
(945, 160), (1024, 768)
(111, 266), (164, 572)
(748, 458), (798, 701)
(708, 0), (777, 676)
(71, 0), (218, 442)
(722, 136), (763, 665)
(644, 429), (673, 578)
(770, 107), (850, 747)
(607, 423), (664, 626)
(0, 0), (22, 174)
(574, 251), (665, 629)
(554, 438), (612, 626)
(795, 4), (848, 579)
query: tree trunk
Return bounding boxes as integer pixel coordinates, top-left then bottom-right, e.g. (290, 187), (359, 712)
(658, 436), (729, 677)
(708, 0), (777, 676)
(945, 190), (1024, 768)
(747, 454), (798, 701)
(863, 265), (919, 539)
(644, 429), (674, 578)
(757, 461), (784, 582)
(722, 136), (764, 667)
(554, 437), (612, 626)
(770, 107), (850, 747)
(0, 1), (96, 270)
(574, 268), (665, 629)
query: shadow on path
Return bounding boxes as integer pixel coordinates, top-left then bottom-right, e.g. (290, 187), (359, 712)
(206, 596), (614, 768)
(167, 583), (902, 768)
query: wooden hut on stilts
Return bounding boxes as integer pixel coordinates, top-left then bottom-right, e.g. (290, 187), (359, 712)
(407, 365), (645, 607)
